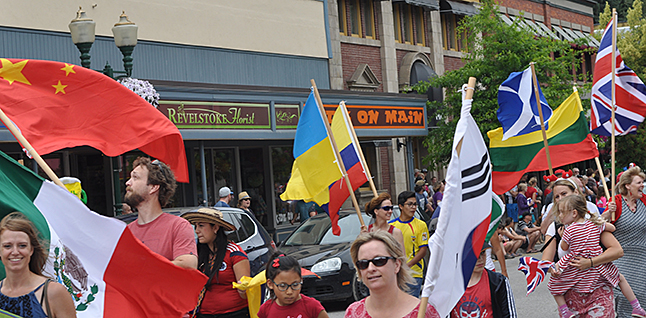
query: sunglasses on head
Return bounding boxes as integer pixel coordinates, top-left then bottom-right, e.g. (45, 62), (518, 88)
(355, 256), (395, 270)
(380, 205), (393, 211)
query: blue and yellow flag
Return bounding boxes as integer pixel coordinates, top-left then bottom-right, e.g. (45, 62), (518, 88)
(281, 91), (343, 233)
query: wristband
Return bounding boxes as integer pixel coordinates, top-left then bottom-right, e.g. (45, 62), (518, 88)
(590, 258), (593, 267)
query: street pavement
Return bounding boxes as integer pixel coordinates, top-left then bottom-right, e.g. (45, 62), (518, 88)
(323, 251), (559, 318)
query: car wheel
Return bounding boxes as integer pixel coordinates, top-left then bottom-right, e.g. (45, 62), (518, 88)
(352, 272), (369, 301)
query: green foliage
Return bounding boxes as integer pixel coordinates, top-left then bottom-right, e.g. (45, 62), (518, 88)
(412, 0), (585, 169)
(620, 0), (646, 82)
(616, 124), (646, 169)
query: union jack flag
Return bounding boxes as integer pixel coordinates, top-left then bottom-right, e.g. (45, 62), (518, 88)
(518, 257), (552, 295)
(590, 18), (646, 136)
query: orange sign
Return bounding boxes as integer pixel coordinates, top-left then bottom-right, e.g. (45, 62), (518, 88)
(323, 104), (425, 129)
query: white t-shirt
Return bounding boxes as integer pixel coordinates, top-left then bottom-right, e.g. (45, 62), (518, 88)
(541, 201), (599, 222)
(485, 247), (495, 271)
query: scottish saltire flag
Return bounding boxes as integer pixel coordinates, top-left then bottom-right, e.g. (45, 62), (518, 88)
(498, 66), (552, 140)
(280, 91), (344, 234)
(518, 257), (553, 295)
(422, 87), (492, 317)
(327, 102), (370, 221)
(590, 19), (646, 135)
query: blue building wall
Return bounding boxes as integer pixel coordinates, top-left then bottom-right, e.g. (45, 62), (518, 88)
(0, 26), (330, 89)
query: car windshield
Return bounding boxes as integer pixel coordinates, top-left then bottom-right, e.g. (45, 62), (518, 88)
(284, 214), (371, 246)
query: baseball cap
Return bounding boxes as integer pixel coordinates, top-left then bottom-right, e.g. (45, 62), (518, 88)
(219, 186), (232, 198)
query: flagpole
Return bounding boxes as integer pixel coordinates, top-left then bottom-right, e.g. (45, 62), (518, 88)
(0, 107), (65, 188)
(310, 79), (366, 228)
(530, 62), (554, 176)
(417, 76), (476, 318)
(340, 101), (379, 198)
(610, 9), (617, 221)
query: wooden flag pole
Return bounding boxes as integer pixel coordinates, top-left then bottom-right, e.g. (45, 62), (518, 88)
(610, 9), (617, 221)
(0, 107), (65, 188)
(530, 62), (554, 176)
(310, 79), (365, 227)
(595, 157), (611, 200)
(417, 76), (476, 318)
(340, 101), (379, 198)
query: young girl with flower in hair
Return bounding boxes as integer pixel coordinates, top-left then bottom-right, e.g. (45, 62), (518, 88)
(258, 252), (329, 318)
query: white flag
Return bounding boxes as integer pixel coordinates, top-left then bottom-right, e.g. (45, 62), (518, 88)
(421, 86), (492, 316)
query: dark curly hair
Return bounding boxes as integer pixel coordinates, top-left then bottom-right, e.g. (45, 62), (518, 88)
(364, 192), (392, 218)
(132, 157), (177, 207)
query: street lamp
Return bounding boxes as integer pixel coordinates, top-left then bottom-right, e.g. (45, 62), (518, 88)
(68, 7), (138, 77)
(69, 8), (139, 215)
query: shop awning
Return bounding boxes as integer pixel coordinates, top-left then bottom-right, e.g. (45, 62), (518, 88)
(410, 61), (438, 85)
(393, 0), (439, 10)
(524, 20), (547, 37)
(499, 15), (514, 26)
(440, 0), (479, 16)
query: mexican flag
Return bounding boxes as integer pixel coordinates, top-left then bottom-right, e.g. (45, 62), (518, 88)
(0, 150), (206, 317)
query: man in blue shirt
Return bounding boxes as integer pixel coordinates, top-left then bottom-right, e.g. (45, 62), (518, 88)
(214, 186), (232, 207)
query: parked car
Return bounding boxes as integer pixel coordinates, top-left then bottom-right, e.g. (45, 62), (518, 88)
(279, 207), (431, 303)
(279, 211), (370, 302)
(116, 206), (275, 275)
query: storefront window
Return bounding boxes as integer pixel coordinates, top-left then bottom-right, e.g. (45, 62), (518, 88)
(212, 148), (237, 206)
(271, 147), (295, 227)
(240, 148), (268, 227)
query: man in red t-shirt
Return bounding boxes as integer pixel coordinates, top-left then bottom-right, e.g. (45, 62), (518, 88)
(451, 243), (517, 318)
(124, 157), (197, 270)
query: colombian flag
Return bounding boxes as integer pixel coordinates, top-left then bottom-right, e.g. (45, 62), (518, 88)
(488, 91), (599, 194)
(281, 91), (344, 233)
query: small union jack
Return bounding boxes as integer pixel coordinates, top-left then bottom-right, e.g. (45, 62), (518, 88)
(590, 18), (646, 136)
(518, 257), (553, 295)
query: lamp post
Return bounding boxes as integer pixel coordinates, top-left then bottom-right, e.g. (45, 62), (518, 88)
(69, 7), (139, 215)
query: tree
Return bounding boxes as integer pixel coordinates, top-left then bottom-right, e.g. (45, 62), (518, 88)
(413, 0), (585, 170)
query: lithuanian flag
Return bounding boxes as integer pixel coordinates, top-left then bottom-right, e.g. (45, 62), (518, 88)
(488, 91), (599, 194)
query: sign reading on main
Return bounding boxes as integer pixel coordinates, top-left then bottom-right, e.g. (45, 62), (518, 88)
(323, 104), (425, 129)
(158, 101), (271, 129)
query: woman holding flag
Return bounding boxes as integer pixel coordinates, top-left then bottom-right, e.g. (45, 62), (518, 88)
(364, 193), (405, 250)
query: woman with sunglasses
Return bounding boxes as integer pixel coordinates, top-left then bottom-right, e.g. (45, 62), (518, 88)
(259, 252), (329, 318)
(346, 231), (440, 318)
(365, 193), (405, 249)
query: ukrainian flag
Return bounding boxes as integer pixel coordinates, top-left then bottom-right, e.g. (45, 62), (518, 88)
(281, 91), (343, 231)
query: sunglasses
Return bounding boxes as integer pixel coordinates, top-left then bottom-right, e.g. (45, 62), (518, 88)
(270, 279), (303, 292)
(380, 206), (393, 211)
(405, 202), (418, 207)
(355, 256), (395, 270)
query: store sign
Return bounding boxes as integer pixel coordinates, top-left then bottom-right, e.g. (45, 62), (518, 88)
(158, 101), (270, 129)
(323, 104), (425, 129)
(275, 104), (300, 129)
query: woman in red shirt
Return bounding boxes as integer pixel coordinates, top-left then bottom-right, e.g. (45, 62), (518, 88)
(183, 208), (251, 318)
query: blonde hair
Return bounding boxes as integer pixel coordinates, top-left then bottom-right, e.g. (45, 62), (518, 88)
(528, 177), (537, 187)
(556, 195), (604, 225)
(616, 167), (646, 196)
(350, 231), (413, 291)
(552, 178), (584, 198)
(517, 183), (527, 192)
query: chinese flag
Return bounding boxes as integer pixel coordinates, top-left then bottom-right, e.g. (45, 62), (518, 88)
(0, 58), (189, 182)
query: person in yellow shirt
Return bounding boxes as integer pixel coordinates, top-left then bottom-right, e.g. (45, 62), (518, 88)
(389, 191), (429, 297)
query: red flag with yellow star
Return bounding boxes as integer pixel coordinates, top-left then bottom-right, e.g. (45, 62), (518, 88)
(0, 58), (189, 182)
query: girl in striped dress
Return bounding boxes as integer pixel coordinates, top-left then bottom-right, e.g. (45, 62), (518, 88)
(548, 195), (645, 318)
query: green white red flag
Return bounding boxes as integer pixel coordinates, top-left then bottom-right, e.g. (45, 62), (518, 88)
(0, 150), (206, 317)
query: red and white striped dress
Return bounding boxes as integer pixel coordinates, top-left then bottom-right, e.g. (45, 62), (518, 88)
(547, 220), (620, 295)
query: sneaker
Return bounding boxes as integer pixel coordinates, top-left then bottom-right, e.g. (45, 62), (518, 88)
(632, 307), (646, 318)
(505, 254), (514, 259)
